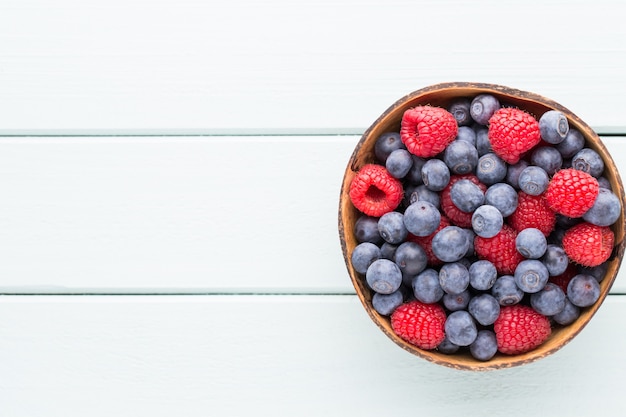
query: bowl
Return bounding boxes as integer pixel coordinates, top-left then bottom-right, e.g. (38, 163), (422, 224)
(338, 82), (625, 370)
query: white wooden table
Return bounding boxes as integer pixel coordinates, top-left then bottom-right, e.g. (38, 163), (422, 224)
(1, 1), (625, 415)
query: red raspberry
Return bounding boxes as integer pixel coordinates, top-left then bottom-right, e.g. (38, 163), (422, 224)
(474, 225), (524, 275)
(391, 300), (446, 350)
(494, 304), (551, 355)
(544, 168), (599, 218)
(488, 107), (541, 164)
(508, 191), (556, 236)
(400, 106), (458, 158)
(441, 174), (487, 228)
(549, 263), (578, 293)
(349, 164), (403, 217)
(562, 222), (614, 267)
(407, 215), (451, 266)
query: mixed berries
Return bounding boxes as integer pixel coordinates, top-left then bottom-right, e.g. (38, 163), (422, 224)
(348, 95), (622, 362)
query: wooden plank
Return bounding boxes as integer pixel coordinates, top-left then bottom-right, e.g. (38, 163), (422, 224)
(0, 0), (625, 133)
(0, 136), (625, 294)
(0, 294), (625, 416)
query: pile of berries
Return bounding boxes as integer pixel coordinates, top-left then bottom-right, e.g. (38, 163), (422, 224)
(348, 94), (621, 361)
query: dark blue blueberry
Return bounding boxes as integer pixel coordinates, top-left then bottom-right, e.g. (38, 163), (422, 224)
(542, 244), (569, 276)
(506, 160), (530, 189)
(583, 188), (621, 227)
(476, 153), (507, 185)
(567, 274), (601, 307)
(443, 289), (471, 311)
(475, 127), (492, 156)
(405, 155), (428, 185)
(469, 259), (498, 291)
(351, 242), (381, 274)
(469, 330), (498, 361)
(470, 94), (500, 125)
(380, 242), (398, 260)
(412, 269), (444, 304)
(597, 176), (612, 190)
(552, 298), (580, 325)
(572, 148), (604, 178)
(491, 275), (524, 306)
(468, 293), (500, 326)
(443, 140), (479, 175)
(377, 211), (408, 244)
(456, 126), (477, 145)
(556, 128), (585, 159)
(374, 132), (404, 163)
(385, 149), (413, 179)
(403, 200), (441, 237)
(485, 182), (518, 217)
(450, 179), (485, 213)
(471, 204), (503, 238)
(421, 159), (450, 191)
(514, 260), (549, 293)
(530, 146), (562, 175)
(437, 336), (460, 354)
(448, 98), (473, 126)
(354, 215), (382, 244)
(539, 110), (569, 144)
(462, 228), (476, 257)
(366, 259), (402, 294)
(530, 282), (566, 316)
(515, 228), (547, 259)
(444, 310), (478, 346)
(518, 166), (549, 196)
(409, 185), (440, 208)
(431, 226), (471, 263)
(372, 290), (404, 316)
(579, 262), (609, 283)
(439, 262), (470, 295)
(394, 241), (428, 276)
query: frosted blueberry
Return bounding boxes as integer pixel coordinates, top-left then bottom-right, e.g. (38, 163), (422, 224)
(394, 241), (428, 276)
(354, 215), (382, 244)
(421, 159), (450, 191)
(485, 182), (518, 217)
(469, 330), (498, 361)
(492, 275), (524, 306)
(506, 160), (529, 189)
(385, 149), (413, 179)
(530, 146), (562, 175)
(351, 242), (381, 274)
(572, 148), (605, 178)
(448, 98), (473, 126)
(366, 259), (402, 294)
(567, 274), (601, 307)
(514, 260), (549, 293)
(539, 110), (569, 144)
(518, 166), (549, 196)
(583, 188), (621, 227)
(450, 179), (485, 212)
(476, 152), (507, 185)
(445, 310), (478, 346)
(470, 94), (500, 125)
(372, 290), (404, 316)
(377, 211), (408, 244)
(443, 289), (471, 311)
(542, 244), (569, 276)
(556, 128), (585, 158)
(472, 205), (503, 238)
(374, 132), (404, 162)
(515, 228), (547, 259)
(469, 259), (498, 291)
(530, 283), (566, 316)
(443, 140), (479, 175)
(412, 269), (444, 304)
(403, 201), (441, 237)
(439, 262), (470, 295)
(431, 226), (471, 263)
(468, 294), (500, 326)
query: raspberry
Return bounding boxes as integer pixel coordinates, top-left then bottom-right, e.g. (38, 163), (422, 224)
(508, 191), (556, 236)
(494, 305), (552, 355)
(349, 164), (403, 217)
(400, 106), (458, 158)
(474, 225), (524, 275)
(390, 300), (447, 350)
(407, 215), (451, 266)
(488, 107), (541, 164)
(441, 174), (487, 228)
(562, 222), (614, 267)
(544, 168), (600, 218)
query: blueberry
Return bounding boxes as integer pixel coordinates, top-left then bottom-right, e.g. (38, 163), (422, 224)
(450, 179), (485, 213)
(539, 110), (569, 144)
(394, 241), (428, 276)
(431, 226), (471, 263)
(403, 201), (441, 237)
(469, 259), (498, 291)
(552, 298), (580, 325)
(518, 166), (549, 196)
(506, 160), (530, 189)
(448, 97), (473, 126)
(476, 153), (507, 185)
(597, 176), (612, 190)
(443, 140), (479, 175)
(471, 204), (503, 238)
(530, 146), (562, 176)
(514, 260), (549, 293)
(380, 242), (398, 260)
(445, 310), (478, 346)
(374, 132), (404, 162)
(385, 149), (413, 179)
(567, 274), (601, 307)
(475, 127), (492, 156)
(470, 94), (500, 125)
(409, 185), (440, 208)
(354, 215), (382, 244)
(351, 242), (381, 274)
(439, 262), (470, 295)
(456, 126), (477, 145)
(443, 289), (471, 311)
(542, 244), (569, 276)
(372, 290), (404, 316)
(421, 158), (450, 191)
(366, 259), (402, 294)
(404, 155), (427, 185)
(469, 330), (498, 361)
(579, 262), (609, 283)
(437, 336), (460, 354)
(468, 293), (500, 326)
(462, 228), (476, 257)
(556, 128), (585, 159)
(491, 275), (524, 306)
(530, 282), (566, 316)
(484, 182), (518, 217)
(515, 228), (547, 259)
(412, 269), (444, 304)
(572, 148), (604, 178)
(377, 211), (408, 244)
